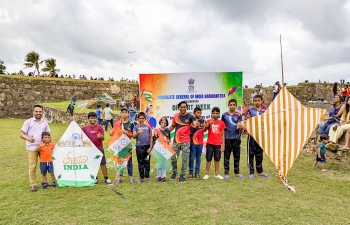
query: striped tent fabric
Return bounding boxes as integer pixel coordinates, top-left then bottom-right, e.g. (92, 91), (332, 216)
(243, 86), (325, 191)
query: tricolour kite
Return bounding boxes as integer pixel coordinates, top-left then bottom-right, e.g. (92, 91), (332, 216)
(243, 86), (326, 192)
(151, 133), (176, 170)
(52, 121), (103, 187)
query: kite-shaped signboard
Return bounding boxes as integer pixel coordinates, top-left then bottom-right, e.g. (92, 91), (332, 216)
(52, 121), (103, 187)
(243, 86), (326, 192)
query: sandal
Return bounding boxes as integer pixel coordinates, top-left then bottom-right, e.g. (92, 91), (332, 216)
(188, 174), (193, 180)
(224, 175), (230, 180)
(248, 174), (254, 180)
(258, 173), (269, 178)
(195, 174), (202, 180)
(138, 179), (143, 183)
(129, 178), (134, 184)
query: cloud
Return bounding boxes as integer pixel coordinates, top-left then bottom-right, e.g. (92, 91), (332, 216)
(1, 0), (350, 86)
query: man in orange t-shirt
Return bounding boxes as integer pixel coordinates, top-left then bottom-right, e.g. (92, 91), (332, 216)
(36, 132), (57, 190)
(203, 107), (226, 180)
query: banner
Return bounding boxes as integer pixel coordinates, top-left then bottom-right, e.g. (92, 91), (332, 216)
(139, 72), (243, 128)
(52, 121), (103, 187)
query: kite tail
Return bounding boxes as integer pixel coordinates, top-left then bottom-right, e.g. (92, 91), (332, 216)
(276, 172), (296, 193)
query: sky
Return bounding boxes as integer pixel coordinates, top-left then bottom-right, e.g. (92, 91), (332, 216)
(1, 0), (350, 87)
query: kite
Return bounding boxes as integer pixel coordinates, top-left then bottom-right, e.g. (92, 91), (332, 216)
(243, 86), (326, 192)
(150, 133), (176, 170)
(128, 51), (136, 53)
(107, 121), (134, 198)
(52, 121), (103, 187)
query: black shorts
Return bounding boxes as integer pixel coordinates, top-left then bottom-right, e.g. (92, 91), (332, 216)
(316, 154), (326, 163)
(100, 149), (106, 165)
(206, 144), (221, 162)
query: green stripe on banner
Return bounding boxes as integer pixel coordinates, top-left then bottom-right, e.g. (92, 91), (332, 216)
(57, 180), (95, 187)
(170, 132), (208, 138)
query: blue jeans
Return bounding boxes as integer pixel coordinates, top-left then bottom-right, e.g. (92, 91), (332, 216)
(157, 167), (167, 178)
(189, 143), (203, 175)
(104, 119), (114, 131)
(272, 92), (278, 100)
(320, 122), (337, 135)
(130, 114), (136, 123)
(98, 119), (103, 125)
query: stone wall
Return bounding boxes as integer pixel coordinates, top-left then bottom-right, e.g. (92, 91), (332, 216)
(43, 106), (121, 126)
(243, 83), (334, 109)
(0, 75), (139, 119)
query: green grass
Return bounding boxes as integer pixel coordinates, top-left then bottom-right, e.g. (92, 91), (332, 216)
(1, 119), (350, 224)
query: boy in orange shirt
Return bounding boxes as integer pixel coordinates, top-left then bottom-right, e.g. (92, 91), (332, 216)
(35, 132), (57, 190)
(203, 107), (226, 180)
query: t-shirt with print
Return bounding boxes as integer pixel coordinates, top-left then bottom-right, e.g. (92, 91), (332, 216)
(221, 111), (242, 140)
(190, 118), (205, 145)
(246, 107), (266, 118)
(96, 108), (102, 119)
(39, 142), (55, 162)
(171, 113), (196, 143)
(317, 142), (326, 156)
(82, 125), (104, 149)
(206, 119), (226, 145)
(133, 125), (152, 146)
(156, 128), (171, 142)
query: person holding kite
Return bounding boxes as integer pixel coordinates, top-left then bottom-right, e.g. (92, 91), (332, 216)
(109, 107), (135, 183)
(153, 117), (173, 182)
(245, 95), (269, 180)
(221, 99), (244, 180)
(133, 112), (153, 183)
(82, 112), (112, 185)
(168, 101), (199, 183)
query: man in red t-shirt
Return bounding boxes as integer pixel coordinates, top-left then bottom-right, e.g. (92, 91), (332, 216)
(168, 101), (199, 182)
(82, 112), (112, 185)
(203, 107), (226, 180)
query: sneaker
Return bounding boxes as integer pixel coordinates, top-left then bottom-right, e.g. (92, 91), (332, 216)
(105, 179), (112, 185)
(224, 175), (230, 180)
(203, 175), (209, 180)
(161, 178), (166, 183)
(130, 178), (134, 184)
(52, 182), (57, 188)
(116, 179), (122, 184)
(41, 182), (48, 190)
(94, 179), (99, 185)
(195, 174), (202, 180)
(179, 176), (186, 183)
(170, 173), (177, 180)
(157, 177), (162, 182)
(215, 175), (224, 180)
(187, 174), (193, 180)
(138, 179), (143, 183)
(147, 178), (152, 183)
(30, 185), (37, 192)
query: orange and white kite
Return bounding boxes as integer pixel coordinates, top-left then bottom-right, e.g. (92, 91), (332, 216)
(243, 86), (326, 192)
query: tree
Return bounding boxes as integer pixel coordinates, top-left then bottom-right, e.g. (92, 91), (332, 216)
(0, 60), (6, 74)
(24, 51), (41, 75)
(41, 58), (60, 76)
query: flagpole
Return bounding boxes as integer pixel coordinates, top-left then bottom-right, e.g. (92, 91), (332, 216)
(280, 34), (284, 86)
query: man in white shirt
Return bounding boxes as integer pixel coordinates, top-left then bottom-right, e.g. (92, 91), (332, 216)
(103, 103), (113, 131)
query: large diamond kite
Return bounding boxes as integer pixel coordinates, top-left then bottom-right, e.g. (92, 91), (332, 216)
(52, 121), (103, 187)
(243, 86), (326, 192)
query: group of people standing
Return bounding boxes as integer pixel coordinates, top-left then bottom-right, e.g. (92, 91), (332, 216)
(20, 94), (272, 191)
